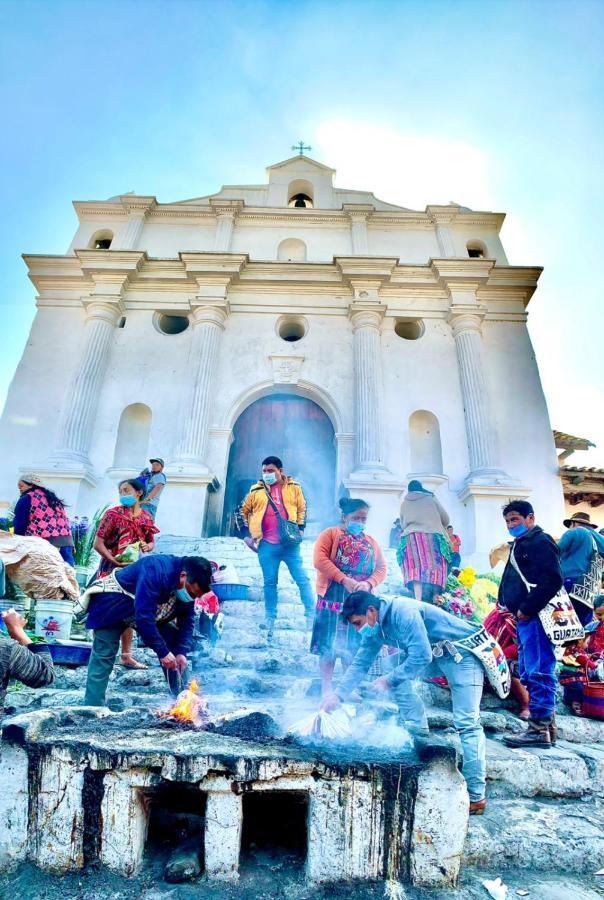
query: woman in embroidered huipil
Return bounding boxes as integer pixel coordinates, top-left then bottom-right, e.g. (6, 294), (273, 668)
(13, 473), (75, 566)
(92, 478), (158, 669)
(310, 498), (387, 696)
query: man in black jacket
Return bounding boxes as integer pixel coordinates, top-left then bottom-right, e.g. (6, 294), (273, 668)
(499, 500), (562, 748)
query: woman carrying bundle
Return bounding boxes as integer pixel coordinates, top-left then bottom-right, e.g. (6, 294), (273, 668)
(310, 498), (387, 696)
(92, 478), (158, 669)
(397, 480), (451, 605)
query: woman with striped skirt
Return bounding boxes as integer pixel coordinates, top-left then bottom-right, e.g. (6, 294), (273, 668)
(397, 480), (451, 605)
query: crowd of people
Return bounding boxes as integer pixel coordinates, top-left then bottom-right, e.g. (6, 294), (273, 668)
(1, 452), (604, 819)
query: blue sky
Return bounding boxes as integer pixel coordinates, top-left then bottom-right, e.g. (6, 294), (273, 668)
(1, 0), (603, 463)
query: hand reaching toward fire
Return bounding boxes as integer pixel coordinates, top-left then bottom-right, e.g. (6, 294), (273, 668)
(175, 654), (187, 673)
(160, 652), (177, 670)
(320, 692), (341, 712)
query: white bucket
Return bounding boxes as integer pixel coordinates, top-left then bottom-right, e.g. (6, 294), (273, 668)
(35, 599), (73, 643)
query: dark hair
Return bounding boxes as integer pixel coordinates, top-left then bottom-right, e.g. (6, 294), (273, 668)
(594, 595), (604, 611)
(182, 556), (213, 593)
(118, 478), (145, 496)
(339, 497), (369, 516)
(262, 456), (283, 469)
(407, 479), (432, 495)
(341, 590), (383, 621)
(23, 483), (68, 511)
(502, 500), (534, 518)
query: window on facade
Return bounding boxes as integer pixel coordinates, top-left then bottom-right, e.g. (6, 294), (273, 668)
(288, 193), (313, 209)
(89, 229), (114, 250)
(277, 238), (307, 262)
(287, 179), (314, 209)
(467, 240), (487, 259)
(394, 318), (424, 341)
(277, 315), (308, 342)
(154, 313), (190, 335)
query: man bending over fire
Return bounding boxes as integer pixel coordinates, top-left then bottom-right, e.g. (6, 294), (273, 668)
(84, 554), (213, 706)
(321, 590), (506, 816)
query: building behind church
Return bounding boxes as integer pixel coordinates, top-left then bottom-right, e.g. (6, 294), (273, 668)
(0, 154), (564, 564)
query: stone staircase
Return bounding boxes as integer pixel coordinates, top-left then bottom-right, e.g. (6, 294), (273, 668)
(6, 533), (604, 889)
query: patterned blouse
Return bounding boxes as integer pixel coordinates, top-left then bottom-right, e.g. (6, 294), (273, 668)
(95, 505), (158, 577)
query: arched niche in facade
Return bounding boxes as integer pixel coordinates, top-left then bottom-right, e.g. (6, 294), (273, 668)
(89, 229), (114, 250)
(409, 410), (443, 475)
(112, 403), (152, 469)
(287, 179), (315, 208)
(277, 238), (307, 262)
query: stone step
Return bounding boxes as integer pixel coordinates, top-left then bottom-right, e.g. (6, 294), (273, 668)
(464, 797), (604, 873)
(485, 737), (592, 799)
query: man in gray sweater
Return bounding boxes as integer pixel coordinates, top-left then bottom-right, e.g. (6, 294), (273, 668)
(321, 591), (493, 815)
(1, 609), (55, 728)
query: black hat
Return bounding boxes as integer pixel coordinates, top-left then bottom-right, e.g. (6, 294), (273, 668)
(563, 511), (597, 529)
(149, 457), (164, 467)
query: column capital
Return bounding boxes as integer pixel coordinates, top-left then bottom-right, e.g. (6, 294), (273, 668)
(447, 305), (487, 337)
(349, 302), (387, 331)
(190, 299), (230, 328)
(119, 195), (157, 218)
(82, 296), (124, 325)
(209, 198), (244, 216)
(342, 203), (375, 221)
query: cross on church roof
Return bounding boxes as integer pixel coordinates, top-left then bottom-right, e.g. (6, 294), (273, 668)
(291, 140), (312, 156)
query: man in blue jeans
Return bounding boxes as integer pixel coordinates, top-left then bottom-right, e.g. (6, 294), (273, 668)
(241, 456), (314, 640)
(321, 591), (491, 815)
(499, 500), (563, 749)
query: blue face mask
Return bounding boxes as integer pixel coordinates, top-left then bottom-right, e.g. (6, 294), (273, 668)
(508, 523), (529, 538)
(119, 495), (137, 507)
(346, 521), (365, 536)
(263, 472), (277, 485)
(359, 621), (380, 638)
(175, 587), (195, 603)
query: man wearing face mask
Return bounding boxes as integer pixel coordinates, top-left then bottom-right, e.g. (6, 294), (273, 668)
(84, 554), (213, 706)
(241, 456), (314, 638)
(321, 590), (493, 815)
(499, 500), (563, 748)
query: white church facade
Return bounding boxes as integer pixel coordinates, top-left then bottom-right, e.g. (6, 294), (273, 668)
(0, 154), (564, 564)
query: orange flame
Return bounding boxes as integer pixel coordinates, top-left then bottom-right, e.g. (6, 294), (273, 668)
(160, 678), (208, 726)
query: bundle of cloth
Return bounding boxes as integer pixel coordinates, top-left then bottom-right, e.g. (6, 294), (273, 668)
(0, 531), (79, 602)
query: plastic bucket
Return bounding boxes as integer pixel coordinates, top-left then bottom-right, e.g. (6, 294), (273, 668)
(35, 599), (73, 643)
(0, 600), (26, 634)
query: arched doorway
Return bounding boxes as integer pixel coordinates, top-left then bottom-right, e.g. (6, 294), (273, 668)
(222, 393), (337, 537)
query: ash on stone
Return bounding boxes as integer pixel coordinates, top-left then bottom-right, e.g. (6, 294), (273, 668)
(209, 710), (281, 742)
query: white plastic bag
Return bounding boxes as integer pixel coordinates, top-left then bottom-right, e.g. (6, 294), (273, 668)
(288, 708), (353, 740)
(212, 564), (240, 585)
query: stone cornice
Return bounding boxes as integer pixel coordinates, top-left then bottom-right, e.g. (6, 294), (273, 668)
(22, 252), (543, 313)
(72, 197), (506, 230)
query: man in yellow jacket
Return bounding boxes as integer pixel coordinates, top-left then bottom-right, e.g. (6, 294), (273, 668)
(242, 456), (314, 639)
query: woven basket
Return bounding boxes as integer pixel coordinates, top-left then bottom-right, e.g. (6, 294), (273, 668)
(583, 681), (604, 721)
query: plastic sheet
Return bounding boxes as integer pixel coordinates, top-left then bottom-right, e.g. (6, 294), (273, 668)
(288, 707), (353, 740)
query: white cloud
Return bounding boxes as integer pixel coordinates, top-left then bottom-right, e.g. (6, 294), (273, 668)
(315, 120), (494, 211)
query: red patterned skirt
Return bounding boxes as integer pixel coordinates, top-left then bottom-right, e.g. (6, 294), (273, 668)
(398, 531), (449, 590)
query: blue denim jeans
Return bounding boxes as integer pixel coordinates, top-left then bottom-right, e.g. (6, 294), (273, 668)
(517, 615), (557, 720)
(257, 540), (314, 621)
(394, 651), (486, 802)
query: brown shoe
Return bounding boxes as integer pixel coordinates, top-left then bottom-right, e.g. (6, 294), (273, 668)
(503, 717), (552, 749)
(549, 716), (557, 746)
(469, 799), (487, 816)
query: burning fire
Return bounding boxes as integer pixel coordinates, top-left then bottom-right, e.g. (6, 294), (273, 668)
(159, 678), (208, 726)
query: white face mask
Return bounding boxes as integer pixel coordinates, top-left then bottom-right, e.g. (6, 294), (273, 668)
(263, 472), (277, 485)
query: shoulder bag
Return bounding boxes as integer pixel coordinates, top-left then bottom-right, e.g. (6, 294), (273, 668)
(569, 533), (604, 611)
(264, 487), (303, 547)
(509, 545), (584, 645)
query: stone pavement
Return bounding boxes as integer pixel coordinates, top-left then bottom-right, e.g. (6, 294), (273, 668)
(4, 535), (604, 887)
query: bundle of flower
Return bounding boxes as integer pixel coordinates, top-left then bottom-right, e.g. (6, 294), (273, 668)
(70, 506), (108, 568)
(439, 569), (501, 623)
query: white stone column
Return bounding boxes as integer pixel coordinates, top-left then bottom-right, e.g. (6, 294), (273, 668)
(344, 205), (373, 256)
(448, 310), (505, 477)
(173, 302), (229, 469)
(117, 197), (155, 250)
(204, 791), (242, 881)
(349, 305), (388, 473)
(49, 299), (122, 469)
(214, 211), (236, 251)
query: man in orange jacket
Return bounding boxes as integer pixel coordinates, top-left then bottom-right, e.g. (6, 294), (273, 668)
(242, 456), (314, 639)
